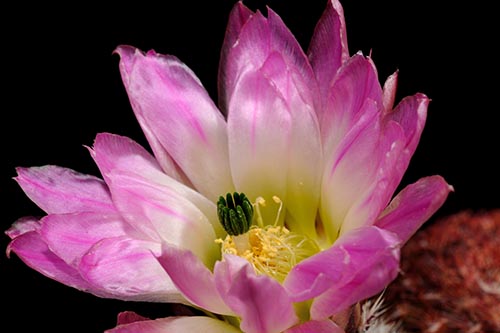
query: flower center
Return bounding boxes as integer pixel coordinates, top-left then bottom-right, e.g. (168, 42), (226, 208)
(216, 193), (320, 282)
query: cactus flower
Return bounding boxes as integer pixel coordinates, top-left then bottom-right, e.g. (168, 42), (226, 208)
(6, 0), (452, 332)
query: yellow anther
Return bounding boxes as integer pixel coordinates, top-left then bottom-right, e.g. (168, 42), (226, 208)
(219, 225), (319, 282)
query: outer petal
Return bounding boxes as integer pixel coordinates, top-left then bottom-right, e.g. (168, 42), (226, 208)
(384, 93), (429, 169)
(320, 99), (391, 239)
(157, 244), (233, 315)
(105, 316), (241, 333)
(106, 173), (219, 266)
(284, 226), (400, 314)
(79, 236), (182, 303)
(6, 230), (94, 292)
(376, 175), (453, 243)
(310, 244), (398, 320)
(116, 45), (233, 201)
(5, 216), (40, 239)
(15, 165), (114, 214)
(91, 133), (221, 266)
(39, 212), (138, 266)
(334, 120), (406, 235)
(91, 133), (224, 239)
(215, 255), (298, 333)
(338, 94), (431, 236)
(308, 0), (349, 104)
(285, 319), (344, 333)
(320, 54), (383, 156)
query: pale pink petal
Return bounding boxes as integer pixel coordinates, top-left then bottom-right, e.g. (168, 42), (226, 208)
(258, 53), (322, 238)
(40, 212), (139, 266)
(223, 4), (322, 229)
(115, 46), (193, 185)
(105, 316), (241, 333)
(337, 121), (406, 235)
(79, 236), (182, 303)
(157, 244), (233, 315)
(308, 0), (349, 103)
(376, 175), (453, 243)
(15, 165), (114, 214)
(382, 70), (398, 112)
(285, 319), (344, 333)
(320, 99), (386, 239)
(284, 226), (400, 313)
(320, 54), (383, 156)
(338, 95), (430, 235)
(107, 172), (220, 266)
(7, 231), (94, 292)
(115, 46), (233, 201)
(227, 69), (290, 224)
(90, 132), (163, 179)
(218, 1), (253, 113)
(91, 133), (224, 239)
(215, 255), (298, 333)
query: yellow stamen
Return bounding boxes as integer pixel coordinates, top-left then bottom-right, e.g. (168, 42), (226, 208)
(220, 225), (319, 282)
(217, 195), (320, 282)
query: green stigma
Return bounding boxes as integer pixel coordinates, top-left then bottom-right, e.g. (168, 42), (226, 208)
(217, 192), (254, 236)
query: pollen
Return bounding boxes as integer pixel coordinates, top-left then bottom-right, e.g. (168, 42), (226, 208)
(219, 225), (320, 282)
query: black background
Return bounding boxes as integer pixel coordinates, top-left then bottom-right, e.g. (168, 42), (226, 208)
(1, 1), (497, 331)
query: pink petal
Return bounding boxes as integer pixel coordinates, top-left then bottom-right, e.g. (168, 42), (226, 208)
(15, 165), (114, 214)
(105, 316), (241, 333)
(336, 121), (407, 235)
(218, 1), (253, 113)
(284, 226), (400, 316)
(115, 46), (193, 185)
(285, 319), (344, 333)
(320, 54), (383, 156)
(215, 255), (298, 333)
(105, 172), (220, 265)
(222, 6), (317, 111)
(258, 53), (322, 237)
(320, 99), (390, 239)
(376, 175), (453, 243)
(310, 240), (399, 320)
(115, 46), (233, 201)
(79, 236), (181, 302)
(322, 94), (432, 237)
(227, 69), (290, 224)
(385, 93), (429, 158)
(157, 244), (233, 315)
(7, 231), (94, 292)
(40, 212), (138, 266)
(91, 133), (224, 239)
(90, 132), (163, 180)
(265, 7), (318, 104)
(308, 0), (349, 104)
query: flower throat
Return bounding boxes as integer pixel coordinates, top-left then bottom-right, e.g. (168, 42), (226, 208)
(216, 192), (319, 282)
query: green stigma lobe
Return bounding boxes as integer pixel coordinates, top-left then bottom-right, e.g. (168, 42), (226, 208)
(217, 192), (253, 235)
